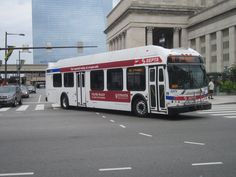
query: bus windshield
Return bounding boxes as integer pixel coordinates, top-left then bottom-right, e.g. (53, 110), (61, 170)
(168, 64), (208, 89)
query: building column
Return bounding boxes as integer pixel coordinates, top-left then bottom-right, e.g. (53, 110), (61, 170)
(114, 38), (117, 50)
(122, 31), (126, 49)
(118, 36), (121, 50)
(119, 35), (122, 50)
(187, 39), (191, 48)
(146, 27), (154, 45)
(196, 37), (200, 53)
(216, 30), (223, 72)
(205, 34), (211, 72)
(229, 26), (236, 65)
(173, 27), (180, 48)
(181, 28), (188, 48)
(109, 41), (111, 51)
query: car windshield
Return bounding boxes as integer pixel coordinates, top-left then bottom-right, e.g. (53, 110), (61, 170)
(21, 86), (27, 91)
(168, 64), (208, 89)
(0, 87), (15, 93)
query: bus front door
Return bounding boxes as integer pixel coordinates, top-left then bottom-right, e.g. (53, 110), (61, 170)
(76, 72), (86, 106)
(149, 66), (167, 113)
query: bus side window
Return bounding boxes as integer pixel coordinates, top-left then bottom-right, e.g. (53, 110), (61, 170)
(77, 74), (85, 87)
(107, 68), (123, 91)
(90, 70), (104, 90)
(64, 73), (74, 87)
(159, 68), (164, 82)
(127, 66), (146, 91)
(53, 73), (62, 87)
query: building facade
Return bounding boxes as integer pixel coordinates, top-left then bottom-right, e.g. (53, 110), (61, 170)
(105, 0), (236, 73)
(32, 0), (112, 64)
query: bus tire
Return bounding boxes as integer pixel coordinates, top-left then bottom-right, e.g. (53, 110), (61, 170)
(61, 94), (69, 109)
(133, 98), (148, 117)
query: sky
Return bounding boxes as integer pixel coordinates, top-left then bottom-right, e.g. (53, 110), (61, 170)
(0, 0), (33, 64)
(0, 0), (118, 65)
(113, 0), (120, 7)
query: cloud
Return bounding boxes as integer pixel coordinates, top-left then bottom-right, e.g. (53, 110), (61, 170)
(0, 0), (33, 64)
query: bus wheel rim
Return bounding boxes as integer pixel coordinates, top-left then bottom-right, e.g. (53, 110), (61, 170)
(63, 98), (67, 107)
(136, 101), (146, 115)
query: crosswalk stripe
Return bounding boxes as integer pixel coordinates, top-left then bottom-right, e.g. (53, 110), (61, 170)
(35, 104), (44, 111)
(205, 108), (236, 111)
(211, 113), (236, 116)
(0, 104), (59, 112)
(196, 104), (236, 119)
(16, 105), (29, 111)
(52, 104), (60, 109)
(225, 116), (236, 119)
(0, 107), (11, 112)
(197, 110), (236, 114)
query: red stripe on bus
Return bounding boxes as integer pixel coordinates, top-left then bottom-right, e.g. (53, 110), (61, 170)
(174, 95), (206, 101)
(60, 57), (162, 72)
(90, 91), (131, 103)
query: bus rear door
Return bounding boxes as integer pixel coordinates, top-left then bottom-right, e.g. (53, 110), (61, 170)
(149, 66), (167, 113)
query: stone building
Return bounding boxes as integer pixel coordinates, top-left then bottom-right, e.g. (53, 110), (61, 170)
(105, 0), (236, 73)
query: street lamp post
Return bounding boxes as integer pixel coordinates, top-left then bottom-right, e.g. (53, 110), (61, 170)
(18, 51), (22, 85)
(4, 32), (25, 84)
(18, 50), (30, 85)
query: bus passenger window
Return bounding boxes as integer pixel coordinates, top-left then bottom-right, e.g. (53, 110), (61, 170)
(150, 68), (155, 82)
(91, 70), (104, 90)
(159, 68), (164, 82)
(127, 66), (146, 91)
(64, 73), (74, 87)
(53, 74), (62, 87)
(107, 69), (123, 91)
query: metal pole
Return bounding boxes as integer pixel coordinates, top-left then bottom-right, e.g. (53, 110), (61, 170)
(4, 32), (7, 84)
(18, 51), (21, 85)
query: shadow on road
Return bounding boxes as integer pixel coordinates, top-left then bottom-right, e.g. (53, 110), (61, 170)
(68, 106), (205, 121)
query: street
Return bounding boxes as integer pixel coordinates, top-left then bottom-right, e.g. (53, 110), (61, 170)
(0, 89), (236, 177)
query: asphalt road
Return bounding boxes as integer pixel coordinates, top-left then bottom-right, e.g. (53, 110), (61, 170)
(0, 89), (236, 177)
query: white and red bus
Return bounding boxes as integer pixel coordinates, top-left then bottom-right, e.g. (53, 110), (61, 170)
(46, 45), (211, 117)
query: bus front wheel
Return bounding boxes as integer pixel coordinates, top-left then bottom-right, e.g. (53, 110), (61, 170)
(133, 99), (148, 117)
(61, 94), (69, 109)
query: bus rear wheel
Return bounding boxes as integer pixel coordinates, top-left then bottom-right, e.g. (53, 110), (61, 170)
(61, 94), (69, 109)
(133, 99), (148, 117)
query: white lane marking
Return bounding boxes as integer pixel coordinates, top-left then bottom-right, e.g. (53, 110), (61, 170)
(96, 112), (100, 115)
(197, 110), (236, 114)
(102, 116), (106, 118)
(225, 116), (236, 119)
(0, 172), (34, 176)
(110, 120), (115, 123)
(139, 132), (153, 137)
(120, 125), (126, 128)
(52, 104), (60, 109)
(35, 104), (44, 111)
(37, 95), (42, 103)
(23, 102), (47, 104)
(192, 162), (223, 166)
(211, 113), (236, 116)
(211, 105), (236, 108)
(184, 141), (205, 146)
(16, 105), (29, 111)
(0, 107), (11, 112)
(99, 167), (132, 172)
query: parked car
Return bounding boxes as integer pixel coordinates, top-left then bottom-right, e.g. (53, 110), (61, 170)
(0, 85), (22, 107)
(27, 85), (36, 93)
(20, 85), (30, 98)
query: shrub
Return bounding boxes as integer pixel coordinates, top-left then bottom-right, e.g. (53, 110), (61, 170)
(219, 80), (236, 93)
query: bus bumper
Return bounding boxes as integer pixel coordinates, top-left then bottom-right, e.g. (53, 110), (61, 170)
(168, 102), (212, 115)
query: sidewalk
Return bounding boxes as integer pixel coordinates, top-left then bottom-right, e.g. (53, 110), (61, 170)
(208, 95), (236, 105)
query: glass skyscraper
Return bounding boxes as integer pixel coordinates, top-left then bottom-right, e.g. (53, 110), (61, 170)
(32, 0), (112, 64)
